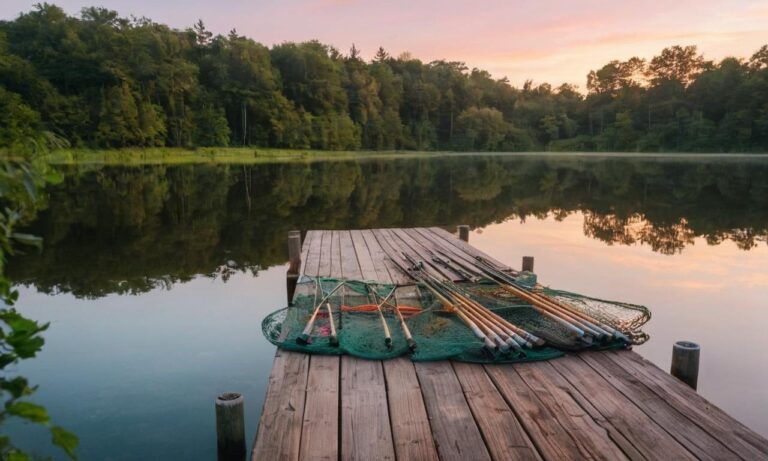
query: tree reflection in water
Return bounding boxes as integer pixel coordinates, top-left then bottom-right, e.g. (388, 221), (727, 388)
(10, 155), (768, 298)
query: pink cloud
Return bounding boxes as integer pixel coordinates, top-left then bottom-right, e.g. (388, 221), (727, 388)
(1, 0), (764, 86)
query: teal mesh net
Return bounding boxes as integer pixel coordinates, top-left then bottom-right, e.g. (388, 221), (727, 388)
(261, 276), (650, 363)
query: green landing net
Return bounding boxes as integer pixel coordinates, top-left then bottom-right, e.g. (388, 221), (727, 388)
(261, 276), (651, 363)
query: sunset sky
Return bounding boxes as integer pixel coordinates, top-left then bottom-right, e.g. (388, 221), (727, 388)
(2, 0), (766, 88)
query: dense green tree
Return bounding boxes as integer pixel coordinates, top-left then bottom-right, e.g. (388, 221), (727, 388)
(454, 107), (508, 150)
(0, 6), (766, 153)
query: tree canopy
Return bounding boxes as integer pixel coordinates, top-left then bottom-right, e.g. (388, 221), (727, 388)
(1, 4), (767, 153)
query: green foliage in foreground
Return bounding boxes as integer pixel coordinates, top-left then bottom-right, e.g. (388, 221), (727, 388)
(0, 4), (767, 154)
(0, 158), (78, 459)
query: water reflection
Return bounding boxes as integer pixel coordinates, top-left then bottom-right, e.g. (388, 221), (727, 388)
(10, 155), (768, 297)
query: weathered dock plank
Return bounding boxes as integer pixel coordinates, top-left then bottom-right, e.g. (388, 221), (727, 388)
(252, 349), (309, 461)
(299, 355), (339, 461)
(550, 355), (698, 460)
(340, 356), (395, 461)
(414, 361), (491, 461)
(452, 362), (541, 461)
(382, 358), (439, 461)
(581, 352), (738, 460)
(253, 227), (768, 461)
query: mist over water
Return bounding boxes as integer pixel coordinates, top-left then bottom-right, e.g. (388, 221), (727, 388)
(9, 154), (768, 458)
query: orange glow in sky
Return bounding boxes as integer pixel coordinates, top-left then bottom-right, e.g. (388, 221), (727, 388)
(2, 0), (767, 87)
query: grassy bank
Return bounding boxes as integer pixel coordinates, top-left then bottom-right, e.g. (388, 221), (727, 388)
(15, 147), (768, 166)
(36, 147), (434, 165)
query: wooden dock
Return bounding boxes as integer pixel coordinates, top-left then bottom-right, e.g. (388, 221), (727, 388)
(252, 227), (768, 461)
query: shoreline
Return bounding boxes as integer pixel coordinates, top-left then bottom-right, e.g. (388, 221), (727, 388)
(12, 147), (768, 166)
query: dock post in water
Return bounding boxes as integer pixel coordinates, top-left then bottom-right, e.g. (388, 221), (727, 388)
(522, 256), (535, 272)
(215, 392), (245, 460)
(286, 230), (302, 305)
(671, 341), (700, 390)
(458, 224), (470, 242)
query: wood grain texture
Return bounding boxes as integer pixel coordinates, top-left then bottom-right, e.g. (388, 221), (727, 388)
(484, 363), (588, 460)
(302, 230), (323, 277)
(340, 355), (395, 461)
(581, 352), (737, 460)
(330, 230), (343, 278)
(607, 350), (768, 460)
(414, 361), (491, 461)
(359, 229), (394, 283)
(350, 230), (379, 281)
(452, 362), (541, 461)
(550, 355), (697, 460)
(514, 361), (638, 461)
(382, 358), (439, 461)
(299, 355), (340, 461)
(339, 230), (363, 280)
(252, 349), (310, 461)
(317, 230), (332, 278)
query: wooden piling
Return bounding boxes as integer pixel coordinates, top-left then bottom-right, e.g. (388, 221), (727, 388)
(522, 256), (534, 272)
(458, 225), (470, 242)
(215, 392), (245, 460)
(671, 341), (700, 390)
(287, 230), (302, 305)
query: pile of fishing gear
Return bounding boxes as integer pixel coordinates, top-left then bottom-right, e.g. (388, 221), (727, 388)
(262, 252), (650, 363)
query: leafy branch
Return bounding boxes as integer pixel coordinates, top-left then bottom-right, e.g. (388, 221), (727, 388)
(0, 156), (77, 460)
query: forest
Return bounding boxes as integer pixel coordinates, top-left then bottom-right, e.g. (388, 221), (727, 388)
(1, 4), (767, 153)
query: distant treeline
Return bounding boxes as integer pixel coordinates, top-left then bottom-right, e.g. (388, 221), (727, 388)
(1, 4), (768, 153)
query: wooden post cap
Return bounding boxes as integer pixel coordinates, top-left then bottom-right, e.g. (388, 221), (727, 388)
(671, 341), (700, 390)
(458, 225), (469, 242)
(215, 392), (245, 458)
(522, 256), (534, 272)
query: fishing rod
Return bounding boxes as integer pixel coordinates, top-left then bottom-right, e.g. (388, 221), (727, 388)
(426, 249), (480, 282)
(438, 279), (542, 348)
(473, 257), (622, 342)
(373, 284), (418, 351)
(469, 257), (595, 342)
(296, 280), (346, 345)
(388, 256), (498, 353)
(325, 301), (339, 346)
(366, 284), (396, 350)
(400, 254), (523, 355)
(407, 259), (528, 355)
(404, 253), (539, 346)
(421, 250), (597, 344)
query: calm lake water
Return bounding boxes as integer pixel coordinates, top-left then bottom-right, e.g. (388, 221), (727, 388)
(8, 154), (768, 459)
